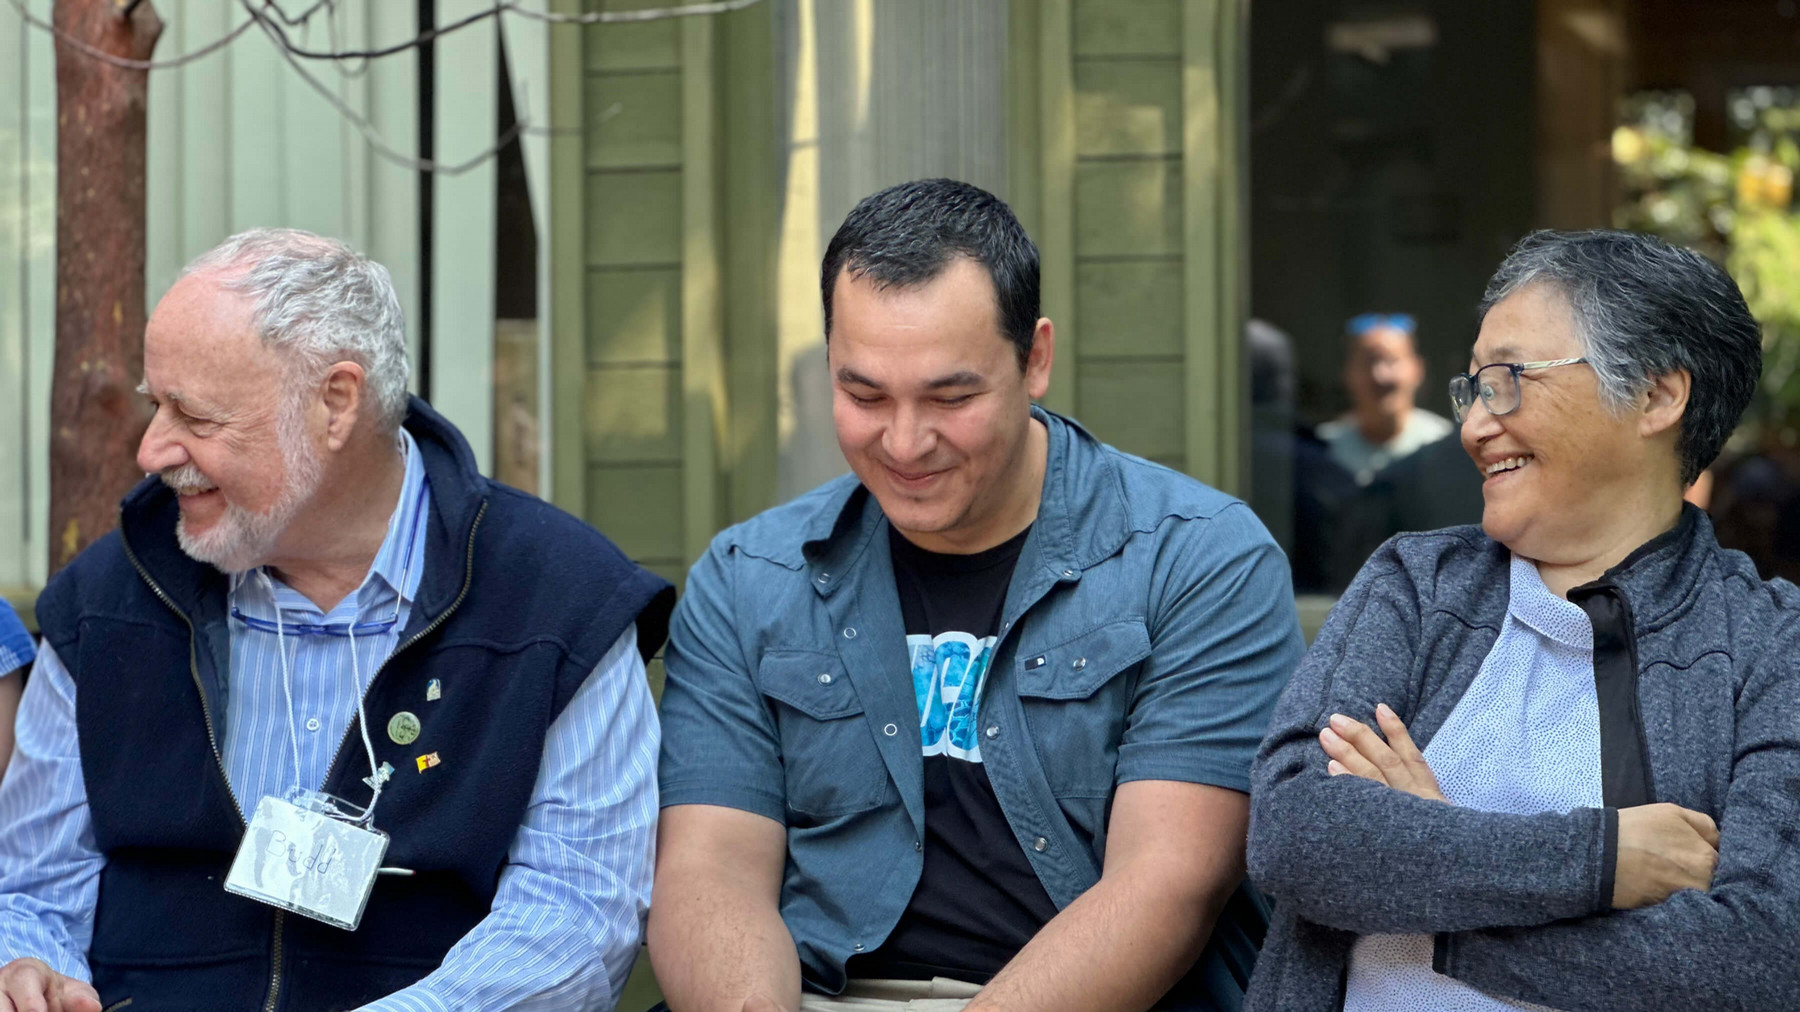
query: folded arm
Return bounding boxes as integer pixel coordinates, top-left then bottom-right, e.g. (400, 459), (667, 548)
(1247, 547), (1614, 935)
(359, 627), (660, 1012)
(1434, 614), (1800, 1012)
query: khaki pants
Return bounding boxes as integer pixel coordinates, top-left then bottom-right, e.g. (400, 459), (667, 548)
(798, 977), (984, 1011)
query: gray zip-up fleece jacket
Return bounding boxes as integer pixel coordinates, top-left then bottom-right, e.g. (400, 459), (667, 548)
(1245, 505), (1800, 1012)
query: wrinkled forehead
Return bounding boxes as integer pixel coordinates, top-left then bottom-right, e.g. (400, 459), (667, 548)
(142, 274), (282, 400)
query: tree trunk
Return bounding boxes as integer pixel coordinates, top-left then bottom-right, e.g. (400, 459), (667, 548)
(49, 0), (161, 573)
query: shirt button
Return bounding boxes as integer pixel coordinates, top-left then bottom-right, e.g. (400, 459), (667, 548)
(843, 627), (858, 639)
(1033, 836), (1048, 852)
(305, 718), (321, 732)
(914, 839), (923, 852)
(985, 725), (999, 740)
(1062, 569), (1076, 579)
(884, 723), (898, 736)
(1072, 657), (1087, 671)
(816, 572), (831, 585)
(853, 942), (865, 952)
(818, 673), (833, 684)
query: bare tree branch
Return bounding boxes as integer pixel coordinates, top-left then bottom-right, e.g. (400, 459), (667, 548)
(243, 0), (530, 177)
(10, 0), (251, 70)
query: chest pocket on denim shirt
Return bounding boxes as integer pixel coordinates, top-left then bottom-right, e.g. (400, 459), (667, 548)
(1015, 620), (1151, 798)
(755, 650), (892, 819)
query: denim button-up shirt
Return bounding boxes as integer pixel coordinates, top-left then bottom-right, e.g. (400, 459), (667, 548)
(659, 408), (1303, 994)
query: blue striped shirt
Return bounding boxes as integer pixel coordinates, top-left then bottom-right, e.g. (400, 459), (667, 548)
(0, 601), (32, 676)
(0, 433), (658, 1011)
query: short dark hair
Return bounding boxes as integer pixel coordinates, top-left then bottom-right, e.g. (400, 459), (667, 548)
(1479, 229), (1763, 485)
(821, 179), (1040, 368)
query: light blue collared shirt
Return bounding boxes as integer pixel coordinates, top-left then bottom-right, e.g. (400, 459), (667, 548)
(0, 432), (658, 1011)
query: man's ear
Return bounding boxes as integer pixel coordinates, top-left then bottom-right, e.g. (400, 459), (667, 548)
(320, 360), (369, 451)
(1639, 367), (1690, 440)
(1025, 318), (1055, 400)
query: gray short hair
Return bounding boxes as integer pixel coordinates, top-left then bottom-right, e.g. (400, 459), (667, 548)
(1478, 229), (1762, 485)
(183, 228), (411, 433)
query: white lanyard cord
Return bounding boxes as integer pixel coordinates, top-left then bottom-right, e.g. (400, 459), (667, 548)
(345, 621), (384, 824)
(259, 569), (385, 827)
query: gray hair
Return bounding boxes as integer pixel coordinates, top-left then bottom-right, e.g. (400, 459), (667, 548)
(1478, 229), (1762, 485)
(182, 227), (410, 433)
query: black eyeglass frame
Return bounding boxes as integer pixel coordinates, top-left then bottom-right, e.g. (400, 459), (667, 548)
(1448, 357), (1589, 423)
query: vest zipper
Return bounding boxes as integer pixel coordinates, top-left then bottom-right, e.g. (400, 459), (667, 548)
(120, 532), (246, 825)
(261, 910), (286, 1012)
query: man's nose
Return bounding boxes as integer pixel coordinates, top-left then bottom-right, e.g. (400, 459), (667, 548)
(136, 411), (188, 475)
(882, 403), (935, 463)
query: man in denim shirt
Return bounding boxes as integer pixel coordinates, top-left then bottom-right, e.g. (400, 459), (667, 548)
(650, 180), (1302, 1012)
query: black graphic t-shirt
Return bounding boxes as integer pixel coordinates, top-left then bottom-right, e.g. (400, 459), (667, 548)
(851, 524), (1059, 984)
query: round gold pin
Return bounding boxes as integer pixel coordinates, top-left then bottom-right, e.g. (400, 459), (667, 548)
(387, 711), (422, 746)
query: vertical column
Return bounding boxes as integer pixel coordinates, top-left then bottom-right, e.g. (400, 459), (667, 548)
(681, 15), (724, 564)
(430, 0), (499, 475)
(1182, 0), (1245, 494)
(1038, 0), (1076, 414)
(548, 0), (588, 516)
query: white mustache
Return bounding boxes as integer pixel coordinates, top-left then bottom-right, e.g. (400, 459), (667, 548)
(158, 464), (218, 496)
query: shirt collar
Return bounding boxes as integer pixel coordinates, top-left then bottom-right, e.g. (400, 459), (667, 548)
(229, 429), (431, 619)
(1508, 553), (1594, 650)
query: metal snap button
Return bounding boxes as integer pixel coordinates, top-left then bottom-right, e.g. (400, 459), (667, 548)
(843, 627), (857, 639)
(914, 839), (923, 852)
(985, 725), (999, 740)
(854, 942), (865, 952)
(816, 572), (831, 584)
(818, 673), (833, 684)
(884, 723), (898, 736)
(1062, 569), (1076, 578)
(1072, 657), (1087, 671)
(1033, 836), (1048, 852)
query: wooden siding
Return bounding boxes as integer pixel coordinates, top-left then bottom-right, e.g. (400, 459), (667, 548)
(1022, 0), (1247, 491)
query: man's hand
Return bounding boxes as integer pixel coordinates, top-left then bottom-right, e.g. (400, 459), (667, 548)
(0, 957), (101, 1012)
(1319, 704), (1449, 803)
(1612, 803), (1719, 909)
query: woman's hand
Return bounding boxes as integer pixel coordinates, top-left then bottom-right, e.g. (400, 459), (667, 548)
(1319, 704), (1449, 803)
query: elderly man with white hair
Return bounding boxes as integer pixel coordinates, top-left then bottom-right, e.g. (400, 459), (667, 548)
(0, 229), (675, 1012)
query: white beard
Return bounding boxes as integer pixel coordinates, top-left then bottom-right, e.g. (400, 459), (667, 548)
(165, 406), (324, 573)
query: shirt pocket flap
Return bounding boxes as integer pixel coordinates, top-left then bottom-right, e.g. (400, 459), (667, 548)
(1014, 619), (1152, 701)
(754, 651), (865, 720)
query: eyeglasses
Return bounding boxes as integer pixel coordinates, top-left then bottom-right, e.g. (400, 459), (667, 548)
(1448, 357), (1589, 423)
(1346, 313), (1416, 337)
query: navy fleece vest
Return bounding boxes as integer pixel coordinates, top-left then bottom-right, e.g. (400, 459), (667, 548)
(35, 399), (674, 1012)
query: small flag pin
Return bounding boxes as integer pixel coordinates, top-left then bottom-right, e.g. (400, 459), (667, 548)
(416, 752), (442, 773)
(426, 679), (442, 702)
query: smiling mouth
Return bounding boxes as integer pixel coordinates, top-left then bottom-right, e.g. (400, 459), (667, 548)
(885, 464), (946, 484)
(1484, 455), (1533, 478)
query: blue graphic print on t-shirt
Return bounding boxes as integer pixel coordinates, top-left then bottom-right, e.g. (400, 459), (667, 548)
(909, 631), (997, 763)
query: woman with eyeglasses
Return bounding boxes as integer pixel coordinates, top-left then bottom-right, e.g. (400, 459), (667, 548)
(1243, 229), (1800, 1011)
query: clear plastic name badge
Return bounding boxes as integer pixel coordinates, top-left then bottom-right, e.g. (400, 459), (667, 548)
(224, 792), (389, 931)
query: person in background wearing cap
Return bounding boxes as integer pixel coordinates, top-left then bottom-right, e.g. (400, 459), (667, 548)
(1317, 313), (1454, 486)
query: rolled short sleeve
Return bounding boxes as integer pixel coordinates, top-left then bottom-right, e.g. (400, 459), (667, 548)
(657, 542), (789, 822)
(0, 601), (34, 677)
(1116, 504), (1305, 793)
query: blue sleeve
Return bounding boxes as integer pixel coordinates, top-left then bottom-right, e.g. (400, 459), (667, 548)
(1116, 503), (1304, 793)
(0, 641), (103, 979)
(0, 601), (33, 676)
(358, 626), (659, 1012)
(657, 540), (787, 823)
